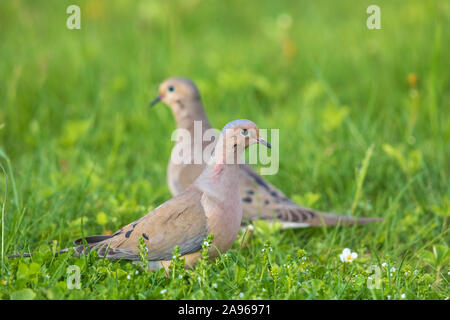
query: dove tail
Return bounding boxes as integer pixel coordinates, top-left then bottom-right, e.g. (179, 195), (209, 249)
(7, 252), (33, 259)
(275, 206), (383, 228)
(7, 234), (120, 260)
(7, 248), (70, 259)
(309, 211), (383, 226)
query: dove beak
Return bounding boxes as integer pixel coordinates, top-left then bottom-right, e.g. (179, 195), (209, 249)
(149, 95), (162, 107)
(257, 137), (271, 149)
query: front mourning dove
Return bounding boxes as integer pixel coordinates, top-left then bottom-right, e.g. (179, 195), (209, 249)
(9, 120), (270, 270)
(150, 78), (383, 228)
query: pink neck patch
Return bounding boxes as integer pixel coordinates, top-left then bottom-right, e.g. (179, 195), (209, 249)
(211, 164), (224, 181)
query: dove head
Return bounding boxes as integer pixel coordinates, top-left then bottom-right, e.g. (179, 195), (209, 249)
(213, 119), (271, 165)
(150, 77), (201, 111)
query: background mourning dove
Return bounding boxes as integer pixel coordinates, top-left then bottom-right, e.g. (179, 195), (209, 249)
(151, 78), (382, 228)
(10, 119), (270, 270)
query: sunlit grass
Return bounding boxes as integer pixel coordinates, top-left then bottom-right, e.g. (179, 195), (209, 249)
(0, 0), (448, 299)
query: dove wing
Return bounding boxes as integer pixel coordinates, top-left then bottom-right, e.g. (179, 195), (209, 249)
(238, 164), (382, 226)
(85, 186), (209, 261)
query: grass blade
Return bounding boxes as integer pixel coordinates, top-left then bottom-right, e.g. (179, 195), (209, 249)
(351, 144), (375, 214)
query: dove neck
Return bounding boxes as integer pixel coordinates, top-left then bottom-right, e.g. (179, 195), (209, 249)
(195, 162), (240, 199)
(173, 99), (211, 133)
(194, 138), (242, 198)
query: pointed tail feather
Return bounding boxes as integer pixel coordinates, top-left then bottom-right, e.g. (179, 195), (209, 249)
(308, 211), (384, 227)
(7, 232), (134, 260)
(275, 206), (383, 228)
(7, 247), (82, 259)
(7, 234), (111, 259)
(7, 252), (33, 259)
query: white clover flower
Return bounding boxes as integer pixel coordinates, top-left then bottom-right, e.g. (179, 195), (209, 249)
(261, 248), (265, 252)
(390, 267), (396, 272)
(414, 270), (419, 275)
(269, 247), (273, 252)
(178, 275), (183, 279)
(382, 262), (387, 267)
(203, 241), (210, 247)
(339, 248), (358, 263)
(160, 289), (167, 294)
(401, 294), (406, 299)
(387, 295), (391, 300)
(135, 270), (139, 275)
(239, 292), (244, 298)
(197, 276), (201, 282)
(445, 297), (448, 300)
(126, 274), (131, 280)
(213, 283), (218, 289)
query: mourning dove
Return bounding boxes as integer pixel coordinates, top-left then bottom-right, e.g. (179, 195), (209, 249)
(10, 119), (271, 271)
(150, 78), (382, 228)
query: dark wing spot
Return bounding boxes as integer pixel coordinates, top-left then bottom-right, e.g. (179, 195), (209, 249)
(264, 200), (270, 205)
(306, 210), (316, 218)
(142, 233), (149, 240)
(289, 210), (300, 222)
(125, 230), (133, 238)
(247, 190), (255, 195)
(300, 212), (308, 221)
(271, 191), (278, 197)
(245, 168), (271, 192)
(276, 210), (286, 220)
(242, 197), (252, 203)
(164, 208), (187, 224)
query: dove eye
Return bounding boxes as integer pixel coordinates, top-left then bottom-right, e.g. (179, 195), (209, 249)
(240, 129), (249, 136)
(168, 85), (175, 92)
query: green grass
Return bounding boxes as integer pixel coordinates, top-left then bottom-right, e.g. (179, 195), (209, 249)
(0, 0), (449, 300)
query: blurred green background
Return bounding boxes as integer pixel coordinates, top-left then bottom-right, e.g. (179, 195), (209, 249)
(0, 0), (448, 299)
